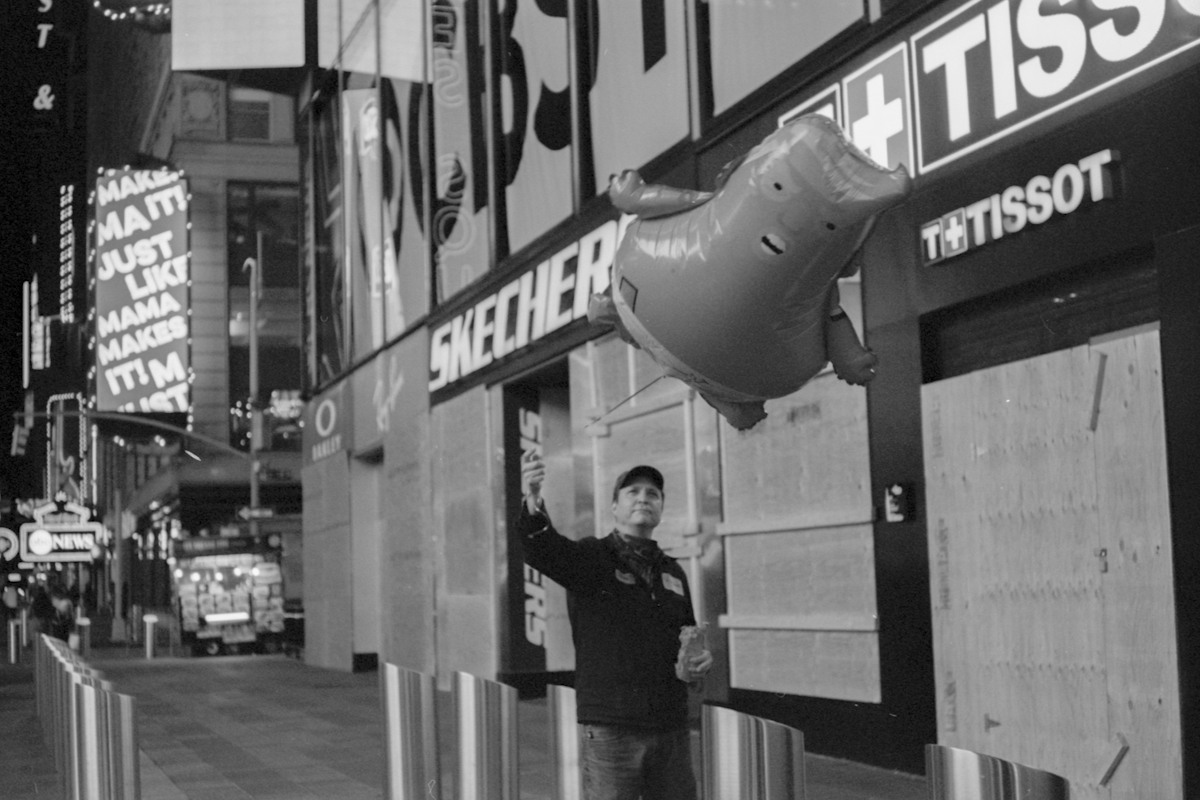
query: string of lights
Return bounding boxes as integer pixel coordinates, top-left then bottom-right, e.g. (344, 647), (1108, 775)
(90, 1), (170, 26)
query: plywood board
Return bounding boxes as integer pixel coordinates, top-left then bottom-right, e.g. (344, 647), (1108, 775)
(730, 629), (881, 702)
(1090, 331), (1181, 800)
(725, 524), (876, 621)
(721, 374), (872, 528)
(922, 333), (1181, 800)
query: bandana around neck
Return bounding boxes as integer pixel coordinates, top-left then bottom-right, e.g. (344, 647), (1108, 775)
(611, 532), (662, 587)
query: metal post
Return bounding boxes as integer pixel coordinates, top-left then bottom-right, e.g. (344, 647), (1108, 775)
(143, 614), (157, 660)
(75, 681), (106, 800)
(547, 685), (581, 800)
(8, 618), (19, 663)
(243, 232), (263, 538)
(21, 606), (30, 646)
(453, 672), (518, 800)
(105, 691), (140, 800)
(381, 664), (440, 799)
(925, 744), (1069, 800)
(702, 704), (805, 800)
(78, 617), (91, 659)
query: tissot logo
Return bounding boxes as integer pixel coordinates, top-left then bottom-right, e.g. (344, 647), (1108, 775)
(912, 0), (1200, 173)
(843, 44), (914, 175)
(920, 149), (1117, 264)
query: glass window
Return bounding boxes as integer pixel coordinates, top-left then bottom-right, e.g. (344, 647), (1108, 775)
(708, 0), (862, 117)
(229, 87), (272, 141)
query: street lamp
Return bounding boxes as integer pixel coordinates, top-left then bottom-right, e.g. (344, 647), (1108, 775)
(242, 231), (264, 536)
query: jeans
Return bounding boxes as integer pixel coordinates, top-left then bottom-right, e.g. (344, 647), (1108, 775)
(580, 724), (698, 800)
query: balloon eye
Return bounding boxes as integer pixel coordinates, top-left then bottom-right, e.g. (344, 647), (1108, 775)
(760, 233), (786, 256)
(825, 222), (837, 230)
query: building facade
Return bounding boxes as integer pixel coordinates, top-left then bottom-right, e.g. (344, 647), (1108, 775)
(297, 0), (1199, 794)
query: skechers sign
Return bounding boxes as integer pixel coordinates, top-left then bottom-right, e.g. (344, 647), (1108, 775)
(94, 169), (191, 413)
(429, 217), (630, 392)
(912, 0), (1200, 174)
(921, 149), (1117, 264)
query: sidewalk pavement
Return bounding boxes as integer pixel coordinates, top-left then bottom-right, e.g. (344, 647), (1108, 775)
(2, 644), (928, 800)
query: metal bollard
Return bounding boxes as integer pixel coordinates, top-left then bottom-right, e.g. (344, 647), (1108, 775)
(143, 614), (157, 660)
(8, 618), (19, 663)
(453, 672), (518, 800)
(925, 744), (1069, 800)
(75, 681), (107, 800)
(546, 685), (581, 800)
(702, 704), (806, 800)
(105, 691), (140, 800)
(381, 664), (440, 800)
(78, 618), (91, 658)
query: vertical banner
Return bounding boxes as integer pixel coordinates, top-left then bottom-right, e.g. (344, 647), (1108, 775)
(380, 78), (431, 336)
(94, 169), (191, 413)
(494, 0), (575, 256)
(586, 1), (690, 197)
(431, 0), (492, 302)
(343, 88), (386, 360)
(502, 383), (548, 675)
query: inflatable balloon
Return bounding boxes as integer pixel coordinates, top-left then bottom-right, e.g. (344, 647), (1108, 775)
(588, 114), (912, 430)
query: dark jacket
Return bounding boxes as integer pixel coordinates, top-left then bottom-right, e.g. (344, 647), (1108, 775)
(519, 502), (696, 730)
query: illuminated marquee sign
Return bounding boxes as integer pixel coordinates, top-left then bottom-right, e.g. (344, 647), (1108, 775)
(911, 0), (1200, 173)
(20, 522), (102, 563)
(93, 169), (191, 413)
(777, 0), (1200, 178)
(429, 216), (632, 392)
(920, 149), (1117, 265)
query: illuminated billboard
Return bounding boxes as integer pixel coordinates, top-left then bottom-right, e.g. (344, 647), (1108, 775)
(94, 169), (191, 413)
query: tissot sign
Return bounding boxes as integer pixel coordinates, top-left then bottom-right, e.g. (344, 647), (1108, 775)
(777, 0), (1200, 178)
(911, 0), (1200, 173)
(94, 169), (191, 413)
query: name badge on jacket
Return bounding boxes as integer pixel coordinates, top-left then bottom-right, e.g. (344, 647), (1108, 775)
(662, 573), (684, 596)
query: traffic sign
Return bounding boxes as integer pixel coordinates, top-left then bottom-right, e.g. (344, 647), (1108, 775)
(237, 507), (274, 521)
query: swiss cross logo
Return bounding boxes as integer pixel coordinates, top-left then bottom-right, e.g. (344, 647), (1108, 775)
(940, 209), (969, 258)
(843, 44), (913, 175)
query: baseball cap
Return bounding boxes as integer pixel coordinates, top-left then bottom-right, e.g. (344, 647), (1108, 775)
(612, 465), (664, 501)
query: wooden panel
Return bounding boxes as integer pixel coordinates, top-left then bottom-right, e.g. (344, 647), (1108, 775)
(1091, 331), (1182, 800)
(924, 346), (1110, 796)
(730, 630), (880, 702)
(922, 367), (980, 742)
(718, 613), (876, 632)
(725, 524), (876, 621)
(721, 374), (871, 528)
(922, 332), (1181, 799)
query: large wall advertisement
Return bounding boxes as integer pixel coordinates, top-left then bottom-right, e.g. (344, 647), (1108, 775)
(93, 169), (191, 413)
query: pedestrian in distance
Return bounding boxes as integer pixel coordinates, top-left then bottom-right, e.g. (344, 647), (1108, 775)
(519, 451), (713, 800)
(45, 584), (77, 648)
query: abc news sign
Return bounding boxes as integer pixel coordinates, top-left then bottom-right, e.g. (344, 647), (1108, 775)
(20, 522), (103, 563)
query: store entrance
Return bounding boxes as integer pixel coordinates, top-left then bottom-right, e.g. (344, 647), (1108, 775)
(501, 359), (575, 689)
